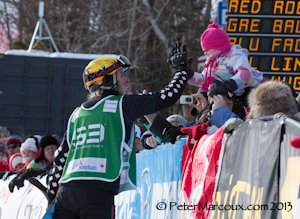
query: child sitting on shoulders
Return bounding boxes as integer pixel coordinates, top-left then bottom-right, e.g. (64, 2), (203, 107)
(188, 21), (265, 106)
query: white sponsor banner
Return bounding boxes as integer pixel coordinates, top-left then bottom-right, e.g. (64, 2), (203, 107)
(0, 175), (47, 219)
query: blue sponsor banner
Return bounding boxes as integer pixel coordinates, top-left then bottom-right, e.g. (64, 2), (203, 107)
(115, 139), (186, 219)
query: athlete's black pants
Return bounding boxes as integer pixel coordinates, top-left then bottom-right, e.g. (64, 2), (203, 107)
(53, 184), (115, 219)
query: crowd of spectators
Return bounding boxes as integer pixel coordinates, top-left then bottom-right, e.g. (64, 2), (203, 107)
(0, 129), (62, 193)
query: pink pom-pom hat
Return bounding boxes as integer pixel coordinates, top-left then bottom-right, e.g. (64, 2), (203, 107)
(200, 21), (232, 53)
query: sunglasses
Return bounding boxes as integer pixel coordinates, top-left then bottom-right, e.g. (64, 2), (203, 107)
(7, 143), (20, 150)
(85, 55), (131, 82)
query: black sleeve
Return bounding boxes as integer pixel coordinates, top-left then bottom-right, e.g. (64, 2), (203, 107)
(153, 71), (189, 110)
(47, 132), (69, 204)
(123, 71), (189, 121)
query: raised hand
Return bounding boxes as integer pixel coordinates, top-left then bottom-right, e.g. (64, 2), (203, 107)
(168, 43), (194, 79)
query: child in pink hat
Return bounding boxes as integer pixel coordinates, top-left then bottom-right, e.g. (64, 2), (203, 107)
(188, 21), (265, 106)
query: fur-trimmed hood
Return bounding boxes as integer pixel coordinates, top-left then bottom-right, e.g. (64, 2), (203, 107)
(247, 80), (298, 119)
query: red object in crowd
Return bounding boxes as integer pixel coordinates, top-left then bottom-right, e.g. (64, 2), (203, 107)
(16, 147), (42, 172)
(0, 157), (10, 172)
(181, 123), (209, 150)
(180, 127), (224, 218)
(290, 136), (300, 149)
(9, 153), (22, 172)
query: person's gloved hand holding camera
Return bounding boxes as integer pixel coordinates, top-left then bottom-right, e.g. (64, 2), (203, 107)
(209, 79), (238, 97)
(168, 43), (194, 80)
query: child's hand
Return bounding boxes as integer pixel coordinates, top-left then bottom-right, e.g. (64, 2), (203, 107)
(190, 93), (208, 112)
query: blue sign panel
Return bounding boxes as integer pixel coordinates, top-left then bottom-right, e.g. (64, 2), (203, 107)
(218, 1), (228, 26)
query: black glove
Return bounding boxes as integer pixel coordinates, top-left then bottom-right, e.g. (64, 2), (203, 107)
(149, 114), (172, 140)
(209, 79), (238, 97)
(9, 168), (48, 193)
(162, 126), (183, 144)
(8, 172), (23, 193)
(168, 43), (194, 79)
(0, 172), (6, 179)
(2, 171), (18, 181)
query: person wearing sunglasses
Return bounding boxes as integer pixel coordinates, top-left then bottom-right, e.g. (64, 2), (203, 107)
(48, 47), (194, 219)
(0, 135), (23, 172)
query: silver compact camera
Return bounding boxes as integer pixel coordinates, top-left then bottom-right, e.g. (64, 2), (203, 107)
(179, 95), (194, 104)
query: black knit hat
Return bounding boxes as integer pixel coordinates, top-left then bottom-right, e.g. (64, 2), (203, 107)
(35, 135), (58, 163)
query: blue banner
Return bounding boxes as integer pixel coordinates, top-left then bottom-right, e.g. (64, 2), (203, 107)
(115, 139), (185, 219)
(218, 1), (228, 26)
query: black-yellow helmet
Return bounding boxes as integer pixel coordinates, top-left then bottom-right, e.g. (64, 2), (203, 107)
(83, 55), (130, 92)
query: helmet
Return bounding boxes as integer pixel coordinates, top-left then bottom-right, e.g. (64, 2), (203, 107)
(83, 55), (131, 92)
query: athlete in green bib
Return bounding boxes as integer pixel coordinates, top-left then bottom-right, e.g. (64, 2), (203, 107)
(48, 45), (195, 219)
(61, 94), (136, 192)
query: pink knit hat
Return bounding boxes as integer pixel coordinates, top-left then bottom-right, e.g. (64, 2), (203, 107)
(200, 21), (232, 53)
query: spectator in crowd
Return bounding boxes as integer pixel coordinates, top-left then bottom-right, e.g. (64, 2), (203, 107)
(246, 80), (299, 119)
(189, 89), (245, 125)
(189, 92), (211, 123)
(8, 135), (59, 192)
(0, 135), (23, 172)
(52, 134), (62, 146)
(34, 135), (43, 145)
(182, 81), (300, 149)
(47, 46), (194, 218)
(0, 144), (7, 161)
(18, 136), (40, 171)
(6, 135), (23, 158)
(135, 125), (143, 153)
(210, 80), (300, 129)
(0, 126), (11, 161)
(180, 87), (248, 150)
(7, 135), (58, 193)
(4, 127), (14, 136)
(27, 135), (58, 170)
(186, 21), (264, 107)
(9, 153), (24, 172)
(166, 114), (188, 127)
(0, 126), (10, 140)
